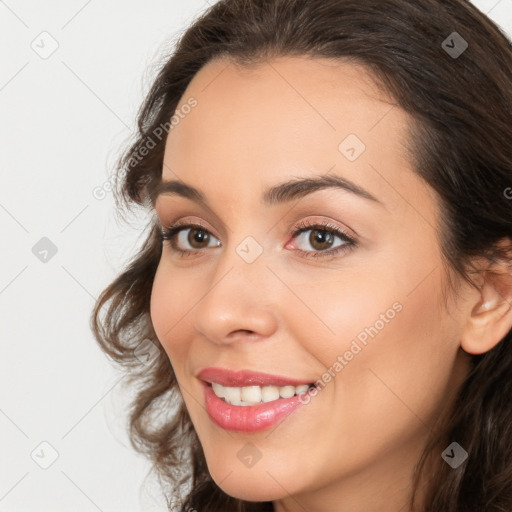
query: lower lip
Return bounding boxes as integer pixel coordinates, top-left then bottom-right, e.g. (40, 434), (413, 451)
(203, 383), (310, 432)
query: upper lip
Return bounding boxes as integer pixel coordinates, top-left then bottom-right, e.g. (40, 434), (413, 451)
(197, 367), (314, 387)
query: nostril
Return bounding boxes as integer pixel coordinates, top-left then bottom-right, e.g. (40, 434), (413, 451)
(228, 329), (257, 338)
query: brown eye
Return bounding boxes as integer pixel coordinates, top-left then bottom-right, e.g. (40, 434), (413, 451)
(188, 227), (210, 248)
(309, 229), (335, 251)
(289, 221), (357, 259)
(161, 224), (221, 254)
(293, 225), (350, 253)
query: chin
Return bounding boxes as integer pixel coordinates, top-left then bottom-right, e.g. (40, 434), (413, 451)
(216, 477), (286, 502)
(207, 460), (292, 502)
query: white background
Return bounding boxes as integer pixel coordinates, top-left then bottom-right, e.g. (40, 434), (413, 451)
(1, 1), (511, 510)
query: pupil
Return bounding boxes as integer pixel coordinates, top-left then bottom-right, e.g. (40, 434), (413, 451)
(189, 228), (209, 248)
(311, 229), (333, 250)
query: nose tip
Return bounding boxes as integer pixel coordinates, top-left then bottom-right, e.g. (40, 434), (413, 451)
(193, 265), (279, 346)
(195, 301), (278, 345)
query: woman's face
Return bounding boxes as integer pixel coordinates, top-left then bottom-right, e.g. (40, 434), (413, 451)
(150, 56), (474, 511)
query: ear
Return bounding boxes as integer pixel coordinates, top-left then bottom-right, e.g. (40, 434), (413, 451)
(461, 239), (512, 355)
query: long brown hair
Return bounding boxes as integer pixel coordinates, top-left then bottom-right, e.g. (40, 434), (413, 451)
(90, 1), (512, 510)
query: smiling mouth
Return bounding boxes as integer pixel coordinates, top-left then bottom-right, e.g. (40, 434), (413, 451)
(199, 368), (319, 431)
(209, 382), (317, 406)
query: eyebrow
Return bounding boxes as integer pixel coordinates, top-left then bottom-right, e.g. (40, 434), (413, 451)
(150, 173), (383, 209)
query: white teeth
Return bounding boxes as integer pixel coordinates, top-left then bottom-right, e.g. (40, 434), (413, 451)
(211, 382), (312, 405)
(279, 385), (295, 399)
(261, 385), (280, 403)
(212, 382), (225, 398)
(241, 386), (262, 404)
(223, 386), (241, 403)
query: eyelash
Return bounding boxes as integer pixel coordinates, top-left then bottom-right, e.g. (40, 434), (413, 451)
(160, 220), (357, 259)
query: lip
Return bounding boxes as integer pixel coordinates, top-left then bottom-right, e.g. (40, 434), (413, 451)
(196, 367), (315, 387)
(197, 367), (316, 432)
(202, 381), (310, 432)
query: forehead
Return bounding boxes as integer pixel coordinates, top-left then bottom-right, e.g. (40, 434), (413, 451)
(164, 56), (410, 164)
(160, 55), (431, 219)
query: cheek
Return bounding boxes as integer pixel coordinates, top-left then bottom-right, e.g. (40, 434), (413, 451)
(292, 253), (459, 435)
(149, 262), (193, 365)
(276, 264), (404, 372)
(294, 226), (456, 389)
(323, 267), (459, 443)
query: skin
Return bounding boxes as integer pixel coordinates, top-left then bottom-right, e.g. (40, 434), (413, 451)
(150, 56), (512, 512)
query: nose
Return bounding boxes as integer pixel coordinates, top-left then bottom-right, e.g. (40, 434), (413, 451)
(193, 244), (279, 346)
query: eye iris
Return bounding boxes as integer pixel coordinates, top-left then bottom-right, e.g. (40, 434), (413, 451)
(188, 228), (209, 248)
(310, 229), (333, 250)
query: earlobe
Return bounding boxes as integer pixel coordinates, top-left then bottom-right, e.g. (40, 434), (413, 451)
(460, 260), (512, 355)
